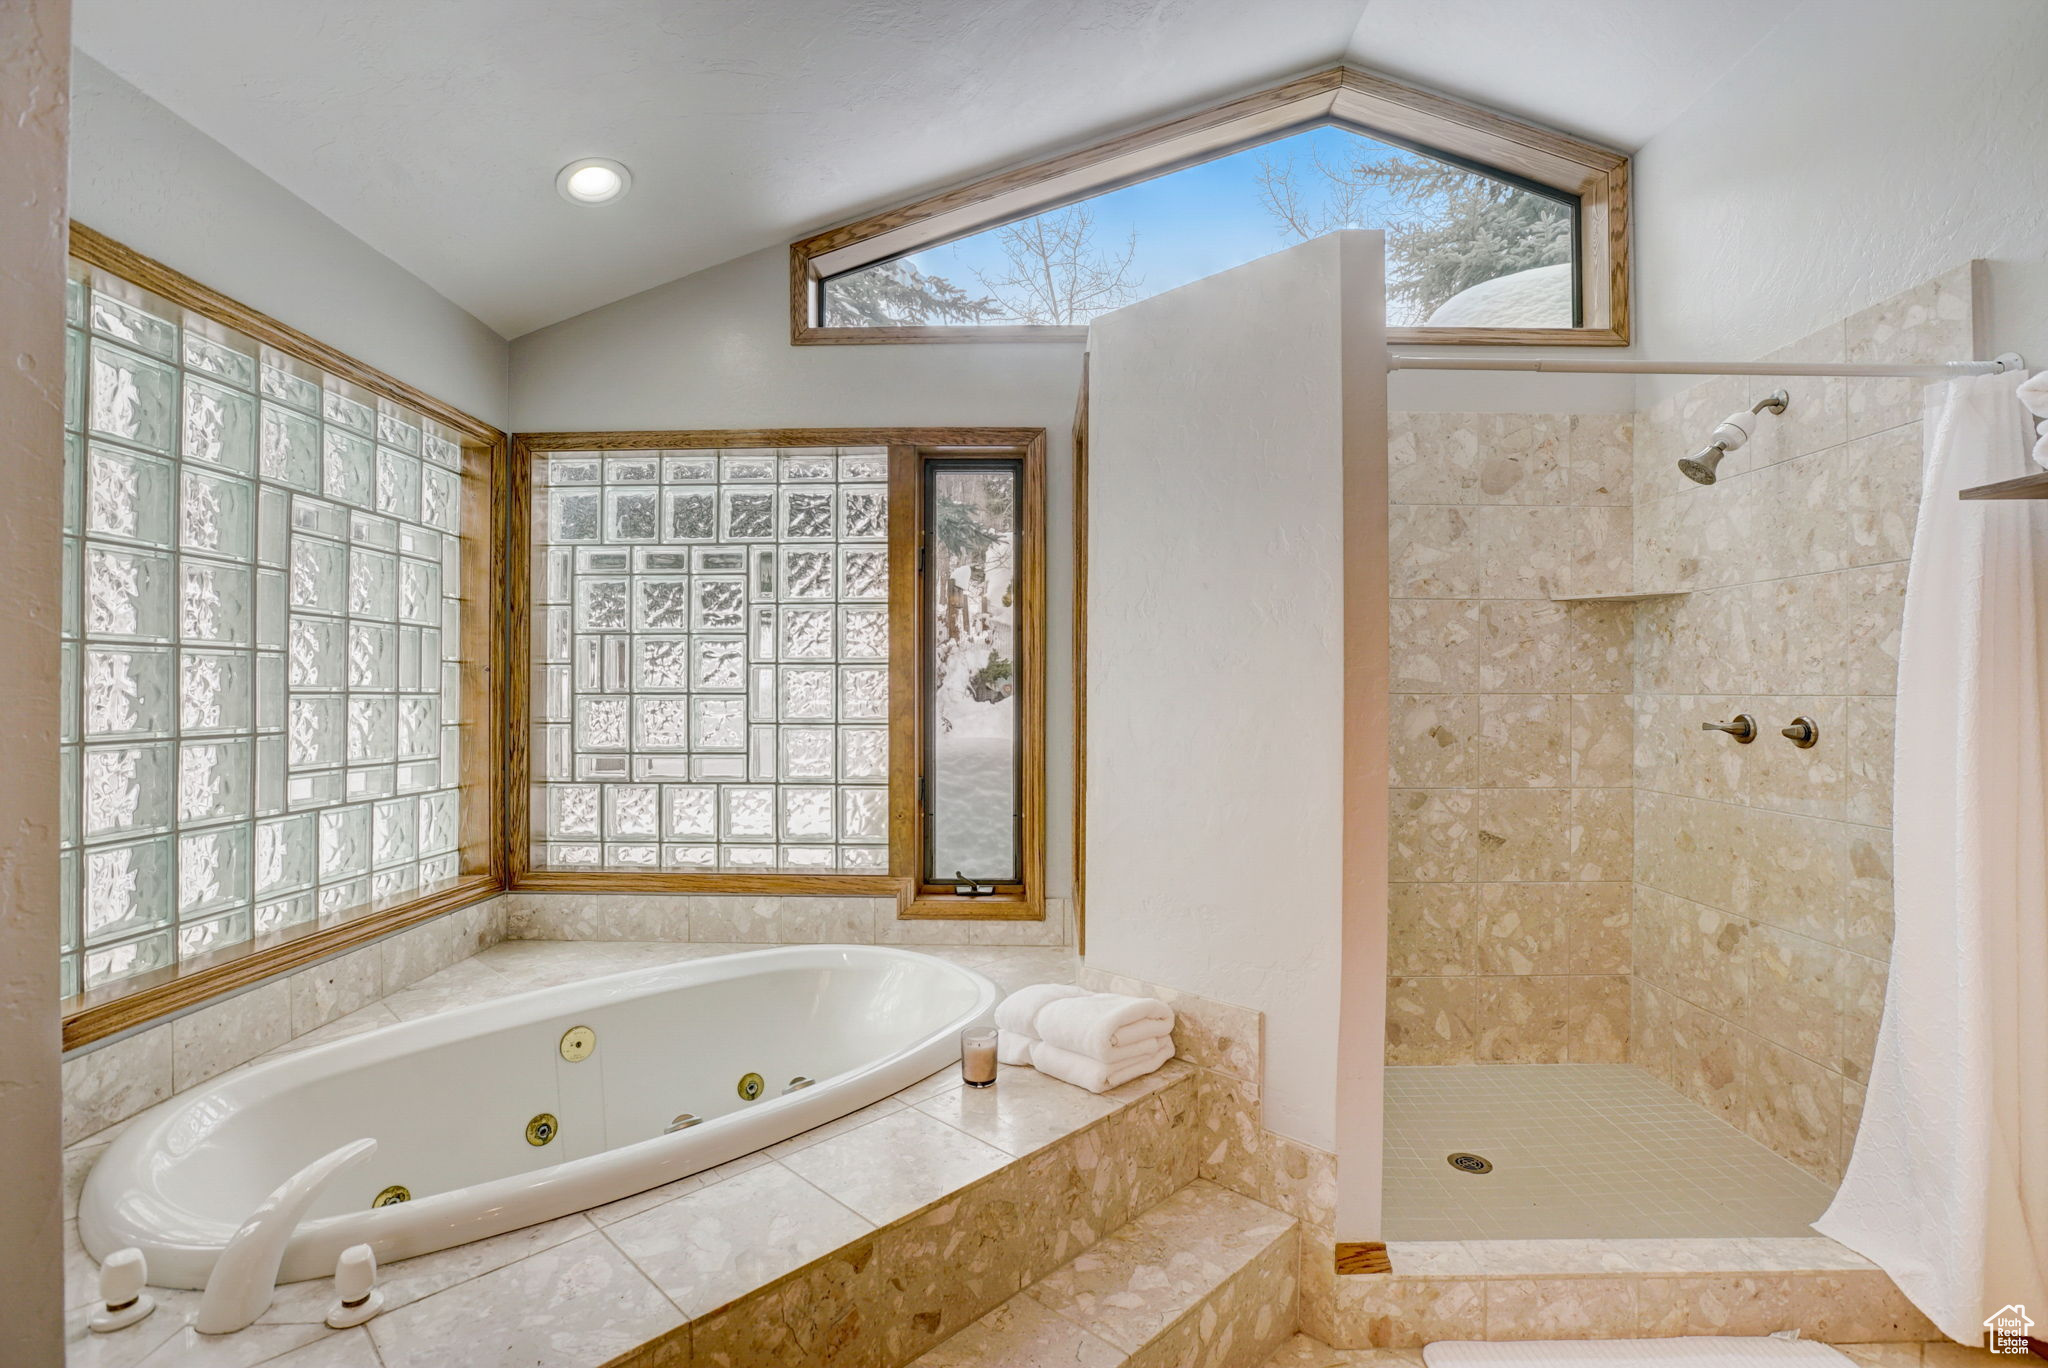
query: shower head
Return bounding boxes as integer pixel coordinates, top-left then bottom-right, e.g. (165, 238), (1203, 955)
(1675, 390), (1789, 486)
(1678, 446), (1727, 485)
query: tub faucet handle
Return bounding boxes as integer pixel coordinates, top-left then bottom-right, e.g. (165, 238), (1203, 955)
(90, 1248), (156, 1334)
(1701, 714), (1757, 743)
(325, 1244), (384, 1328)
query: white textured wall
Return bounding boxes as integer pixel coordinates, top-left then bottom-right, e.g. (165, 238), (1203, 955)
(1633, 0), (2048, 400)
(68, 54), (510, 427)
(0, 0), (71, 1359)
(511, 243), (1087, 900)
(1085, 236), (1382, 1150)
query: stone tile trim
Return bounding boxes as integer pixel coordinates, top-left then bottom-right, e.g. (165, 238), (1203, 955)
(505, 891), (1076, 948)
(59, 897), (507, 1144)
(1389, 1237), (1876, 1277)
(1260, 1336), (1983, 1367)
(1300, 1227), (1943, 1348)
(908, 1180), (1300, 1368)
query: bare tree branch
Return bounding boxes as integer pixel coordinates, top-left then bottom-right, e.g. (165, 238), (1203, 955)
(1254, 144), (1571, 322)
(974, 205), (1142, 325)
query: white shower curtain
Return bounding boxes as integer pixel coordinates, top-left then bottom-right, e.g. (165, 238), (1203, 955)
(1814, 370), (2048, 1343)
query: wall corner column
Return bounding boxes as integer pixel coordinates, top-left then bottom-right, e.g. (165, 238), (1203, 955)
(0, 0), (73, 1359)
(1332, 228), (1391, 1245)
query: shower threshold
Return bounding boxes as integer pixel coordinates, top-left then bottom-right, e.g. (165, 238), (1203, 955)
(1383, 1063), (1836, 1241)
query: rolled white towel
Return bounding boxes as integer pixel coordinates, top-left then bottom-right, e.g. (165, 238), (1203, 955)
(2017, 372), (2048, 469)
(1030, 1037), (1175, 1094)
(996, 1031), (1035, 1067)
(2016, 370), (2048, 417)
(1034, 993), (1175, 1059)
(993, 982), (1091, 1038)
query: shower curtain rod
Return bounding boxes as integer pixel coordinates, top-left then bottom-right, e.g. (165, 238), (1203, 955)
(1386, 352), (2026, 379)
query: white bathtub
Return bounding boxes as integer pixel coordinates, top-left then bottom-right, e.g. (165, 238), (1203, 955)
(80, 944), (999, 1289)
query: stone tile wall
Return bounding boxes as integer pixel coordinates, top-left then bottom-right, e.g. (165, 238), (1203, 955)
(1383, 412), (1638, 1064)
(1627, 265), (1976, 1181)
(504, 892), (1075, 947)
(60, 897), (506, 1144)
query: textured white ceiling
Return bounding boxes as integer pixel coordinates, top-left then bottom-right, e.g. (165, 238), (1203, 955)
(73, 0), (1796, 338)
(1342, 0), (1797, 145)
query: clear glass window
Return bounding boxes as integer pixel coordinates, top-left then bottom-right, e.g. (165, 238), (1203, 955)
(821, 124), (1576, 331)
(924, 463), (1021, 885)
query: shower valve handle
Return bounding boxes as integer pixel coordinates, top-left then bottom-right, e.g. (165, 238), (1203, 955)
(1701, 714), (1758, 743)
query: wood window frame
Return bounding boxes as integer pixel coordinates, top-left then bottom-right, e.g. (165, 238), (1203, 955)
(790, 65), (1629, 349)
(509, 428), (1046, 921)
(891, 440), (1047, 921)
(60, 224), (508, 1052)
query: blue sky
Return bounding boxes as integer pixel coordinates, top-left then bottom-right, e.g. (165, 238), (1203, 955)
(894, 124), (1419, 312)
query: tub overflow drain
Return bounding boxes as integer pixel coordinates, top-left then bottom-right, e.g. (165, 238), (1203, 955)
(559, 1026), (596, 1062)
(1447, 1152), (1493, 1174)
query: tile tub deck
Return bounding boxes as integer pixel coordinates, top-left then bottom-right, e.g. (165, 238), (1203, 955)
(63, 940), (1165, 1368)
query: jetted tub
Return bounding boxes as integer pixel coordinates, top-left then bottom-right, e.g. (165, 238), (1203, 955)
(80, 944), (999, 1288)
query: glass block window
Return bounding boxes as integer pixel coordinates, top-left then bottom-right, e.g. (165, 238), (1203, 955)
(527, 447), (891, 872)
(60, 266), (471, 999)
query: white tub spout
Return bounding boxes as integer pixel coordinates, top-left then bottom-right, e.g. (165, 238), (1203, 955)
(196, 1138), (377, 1334)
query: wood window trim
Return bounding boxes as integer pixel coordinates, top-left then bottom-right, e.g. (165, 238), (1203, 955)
(1070, 361), (1088, 955)
(789, 65), (1629, 349)
(61, 224), (509, 1053)
(509, 427), (1046, 921)
(889, 439), (1047, 921)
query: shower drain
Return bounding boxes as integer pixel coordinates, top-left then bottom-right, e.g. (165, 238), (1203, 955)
(1446, 1152), (1494, 1174)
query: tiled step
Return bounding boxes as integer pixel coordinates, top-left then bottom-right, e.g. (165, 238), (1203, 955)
(1261, 1332), (1423, 1365)
(911, 1179), (1298, 1368)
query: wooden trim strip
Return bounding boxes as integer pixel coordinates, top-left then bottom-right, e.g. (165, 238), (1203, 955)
(794, 69), (1345, 266)
(504, 435), (537, 889)
(518, 428), (1044, 451)
(886, 444), (922, 888)
(511, 872), (901, 896)
(1071, 359), (1089, 956)
(1333, 1241), (1393, 1276)
(60, 234), (513, 1050)
(898, 896), (1042, 922)
(507, 428), (1047, 916)
(67, 223), (502, 443)
(794, 324), (1628, 348)
(63, 876), (501, 1052)
(788, 64), (1630, 347)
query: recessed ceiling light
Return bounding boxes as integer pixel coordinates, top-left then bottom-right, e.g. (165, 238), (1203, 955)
(556, 158), (631, 205)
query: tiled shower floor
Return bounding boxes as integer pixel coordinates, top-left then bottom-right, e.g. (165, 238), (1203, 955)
(1383, 1063), (1837, 1240)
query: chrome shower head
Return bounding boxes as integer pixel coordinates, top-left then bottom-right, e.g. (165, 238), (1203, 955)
(1678, 445), (1727, 485)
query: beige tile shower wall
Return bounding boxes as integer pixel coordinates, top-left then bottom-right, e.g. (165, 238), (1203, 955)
(1627, 264), (1976, 1184)
(1384, 412), (1636, 1066)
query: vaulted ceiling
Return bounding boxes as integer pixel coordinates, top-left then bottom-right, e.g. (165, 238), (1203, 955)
(73, 0), (1797, 338)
